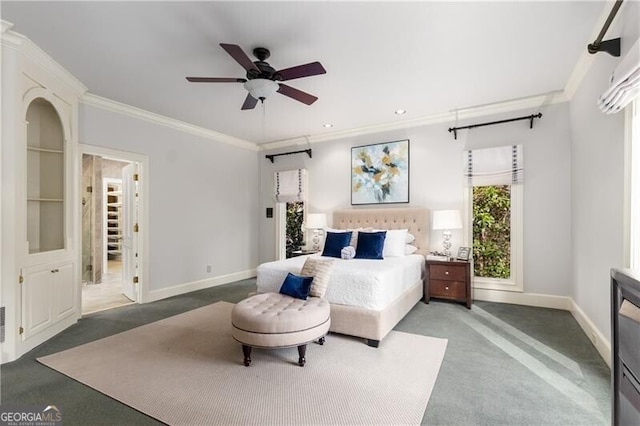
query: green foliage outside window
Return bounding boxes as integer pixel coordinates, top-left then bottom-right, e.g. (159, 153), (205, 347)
(473, 185), (511, 279)
(286, 202), (304, 258)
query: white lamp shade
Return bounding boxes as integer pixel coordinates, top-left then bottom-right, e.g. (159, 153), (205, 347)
(432, 210), (462, 230)
(306, 213), (327, 229)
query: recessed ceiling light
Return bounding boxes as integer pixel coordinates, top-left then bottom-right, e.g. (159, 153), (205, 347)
(395, 109), (407, 115)
(322, 123), (333, 128)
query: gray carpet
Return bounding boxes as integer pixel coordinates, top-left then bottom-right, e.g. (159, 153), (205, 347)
(37, 302), (447, 425)
(1, 279), (611, 425)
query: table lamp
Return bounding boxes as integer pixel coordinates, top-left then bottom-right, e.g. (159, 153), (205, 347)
(432, 210), (462, 257)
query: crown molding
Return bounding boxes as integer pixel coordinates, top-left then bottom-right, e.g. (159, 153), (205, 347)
(82, 93), (258, 151)
(1, 19), (87, 98)
(1, 19), (14, 34)
(259, 90), (569, 151)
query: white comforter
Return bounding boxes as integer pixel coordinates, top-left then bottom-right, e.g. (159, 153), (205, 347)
(256, 254), (424, 310)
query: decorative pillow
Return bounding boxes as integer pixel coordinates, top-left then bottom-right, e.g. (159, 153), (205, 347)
(324, 227), (373, 247)
(405, 232), (416, 244)
(322, 231), (352, 258)
(301, 257), (335, 298)
(355, 231), (387, 259)
(405, 244), (418, 255)
(382, 229), (408, 257)
(279, 273), (314, 300)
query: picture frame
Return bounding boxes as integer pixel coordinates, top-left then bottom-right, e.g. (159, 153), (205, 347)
(351, 139), (410, 205)
(457, 247), (471, 261)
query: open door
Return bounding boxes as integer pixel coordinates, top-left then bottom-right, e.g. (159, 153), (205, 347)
(121, 163), (138, 301)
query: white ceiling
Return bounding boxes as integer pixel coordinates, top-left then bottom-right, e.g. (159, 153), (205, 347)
(1, 1), (607, 145)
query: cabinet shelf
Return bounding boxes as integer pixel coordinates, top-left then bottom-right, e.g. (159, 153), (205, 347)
(27, 198), (63, 202)
(27, 146), (63, 154)
(106, 181), (123, 260)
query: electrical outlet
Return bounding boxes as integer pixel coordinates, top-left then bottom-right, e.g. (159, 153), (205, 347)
(206, 265), (212, 273)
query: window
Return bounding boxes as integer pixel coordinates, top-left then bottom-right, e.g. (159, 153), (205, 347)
(466, 183), (523, 291)
(473, 185), (511, 279)
(285, 202), (304, 258)
(463, 145), (523, 292)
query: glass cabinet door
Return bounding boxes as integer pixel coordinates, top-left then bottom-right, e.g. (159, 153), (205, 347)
(26, 98), (65, 254)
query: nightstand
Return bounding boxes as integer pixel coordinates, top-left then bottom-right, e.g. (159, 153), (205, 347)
(424, 259), (471, 309)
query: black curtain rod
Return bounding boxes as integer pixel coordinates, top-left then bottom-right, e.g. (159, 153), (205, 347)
(265, 149), (312, 163)
(588, 0), (623, 57)
(448, 113), (542, 140)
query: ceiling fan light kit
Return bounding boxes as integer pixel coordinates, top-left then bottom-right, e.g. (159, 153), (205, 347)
(244, 79), (279, 101)
(186, 43), (326, 110)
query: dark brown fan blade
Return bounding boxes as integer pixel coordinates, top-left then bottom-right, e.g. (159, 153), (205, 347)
(276, 62), (326, 81)
(277, 83), (318, 105)
(220, 43), (260, 73)
(241, 93), (259, 110)
(186, 77), (246, 83)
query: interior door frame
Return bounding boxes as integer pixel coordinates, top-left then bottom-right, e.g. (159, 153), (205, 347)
(77, 144), (150, 303)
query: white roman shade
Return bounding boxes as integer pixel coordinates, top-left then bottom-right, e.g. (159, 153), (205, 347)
(274, 169), (307, 203)
(599, 37), (640, 114)
(463, 145), (523, 187)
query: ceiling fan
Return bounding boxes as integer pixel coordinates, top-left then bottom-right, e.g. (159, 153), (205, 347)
(186, 43), (326, 110)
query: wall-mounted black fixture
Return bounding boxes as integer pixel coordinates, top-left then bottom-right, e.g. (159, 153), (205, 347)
(266, 207), (273, 218)
(587, 0), (623, 57)
(265, 149), (312, 163)
(448, 113), (542, 140)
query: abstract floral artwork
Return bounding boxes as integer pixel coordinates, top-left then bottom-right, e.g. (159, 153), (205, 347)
(351, 139), (409, 205)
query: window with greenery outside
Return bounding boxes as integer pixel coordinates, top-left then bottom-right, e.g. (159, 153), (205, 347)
(286, 202), (304, 258)
(472, 185), (511, 279)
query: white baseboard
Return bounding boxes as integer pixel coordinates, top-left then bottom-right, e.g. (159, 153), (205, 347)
(474, 288), (572, 310)
(146, 269), (256, 303)
(474, 288), (611, 367)
(568, 299), (612, 368)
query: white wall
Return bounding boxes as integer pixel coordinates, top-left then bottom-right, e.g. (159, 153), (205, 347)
(79, 104), (260, 292)
(569, 1), (640, 343)
(260, 102), (573, 297)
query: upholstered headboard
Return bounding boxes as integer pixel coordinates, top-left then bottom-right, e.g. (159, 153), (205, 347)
(332, 208), (430, 255)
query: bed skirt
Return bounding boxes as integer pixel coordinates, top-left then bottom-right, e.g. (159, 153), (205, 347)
(328, 278), (423, 344)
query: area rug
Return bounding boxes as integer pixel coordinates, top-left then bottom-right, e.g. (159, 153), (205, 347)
(38, 301), (447, 425)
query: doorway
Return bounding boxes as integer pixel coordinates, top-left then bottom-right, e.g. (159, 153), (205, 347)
(80, 150), (144, 314)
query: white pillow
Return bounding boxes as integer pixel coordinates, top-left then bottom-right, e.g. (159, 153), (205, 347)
(405, 244), (418, 255)
(382, 229), (408, 257)
(405, 232), (416, 244)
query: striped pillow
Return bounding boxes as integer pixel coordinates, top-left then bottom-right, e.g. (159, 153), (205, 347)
(301, 257), (335, 298)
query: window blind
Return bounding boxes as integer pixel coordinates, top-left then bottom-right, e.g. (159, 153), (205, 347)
(599, 37), (640, 114)
(274, 169), (307, 203)
(463, 145), (523, 187)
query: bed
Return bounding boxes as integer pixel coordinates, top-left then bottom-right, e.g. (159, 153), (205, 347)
(256, 207), (429, 347)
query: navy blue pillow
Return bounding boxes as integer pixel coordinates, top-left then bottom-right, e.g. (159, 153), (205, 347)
(355, 231), (387, 259)
(321, 231), (353, 258)
(279, 273), (314, 300)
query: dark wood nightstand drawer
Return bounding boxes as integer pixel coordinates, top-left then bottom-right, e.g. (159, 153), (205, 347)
(430, 280), (466, 299)
(424, 259), (472, 309)
(430, 264), (467, 281)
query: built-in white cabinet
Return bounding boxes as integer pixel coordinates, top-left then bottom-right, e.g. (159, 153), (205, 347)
(21, 261), (75, 340)
(3, 19), (83, 362)
(26, 98), (65, 254)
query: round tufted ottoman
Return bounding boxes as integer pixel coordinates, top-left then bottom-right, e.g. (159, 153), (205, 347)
(231, 292), (331, 366)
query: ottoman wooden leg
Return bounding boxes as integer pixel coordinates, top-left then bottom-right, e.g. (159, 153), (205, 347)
(242, 345), (252, 367)
(297, 344), (306, 367)
(318, 336), (325, 345)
